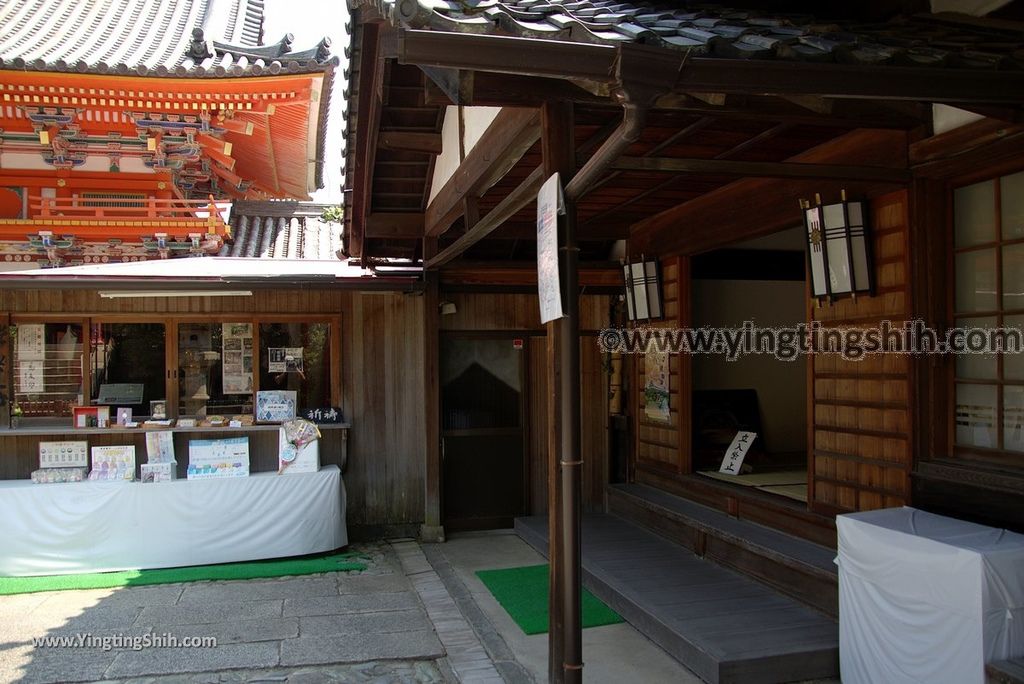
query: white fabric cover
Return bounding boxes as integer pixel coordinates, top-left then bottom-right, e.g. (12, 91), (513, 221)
(837, 507), (1024, 684)
(0, 465), (346, 577)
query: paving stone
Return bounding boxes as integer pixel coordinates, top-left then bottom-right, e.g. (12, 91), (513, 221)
(9, 642), (117, 684)
(16, 604), (145, 632)
(283, 593), (419, 618)
(177, 577), (338, 605)
(335, 575), (410, 595)
(105, 641), (280, 678)
(137, 600), (282, 626)
(279, 631), (444, 667)
(146, 617), (299, 645)
(31, 585), (185, 611)
(298, 609), (431, 637)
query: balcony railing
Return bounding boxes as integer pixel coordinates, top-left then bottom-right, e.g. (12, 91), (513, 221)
(0, 196), (232, 243)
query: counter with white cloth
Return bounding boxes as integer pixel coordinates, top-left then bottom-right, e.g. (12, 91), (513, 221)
(0, 465), (346, 577)
(837, 506), (1024, 684)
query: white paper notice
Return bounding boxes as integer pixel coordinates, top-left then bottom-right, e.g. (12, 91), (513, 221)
(537, 172), (565, 324)
(719, 431), (757, 475)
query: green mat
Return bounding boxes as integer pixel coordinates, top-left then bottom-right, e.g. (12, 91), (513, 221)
(0, 551), (367, 596)
(476, 564), (623, 635)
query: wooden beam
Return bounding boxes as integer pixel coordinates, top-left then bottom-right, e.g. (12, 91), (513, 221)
(426, 165), (544, 268)
(631, 128), (909, 256)
(423, 72), (607, 108)
(424, 107), (540, 237)
(421, 236), (443, 542)
(400, 30), (1024, 106)
(909, 119), (1024, 166)
(349, 23), (385, 260)
(610, 156), (911, 183)
(419, 65), (465, 105)
(378, 131), (443, 155)
(364, 212), (424, 238)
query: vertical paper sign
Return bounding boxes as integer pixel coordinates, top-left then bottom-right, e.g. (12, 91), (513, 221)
(537, 172), (565, 324)
(719, 431), (757, 475)
(643, 350), (671, 423)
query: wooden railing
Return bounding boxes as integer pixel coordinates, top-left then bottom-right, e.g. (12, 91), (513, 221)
(28, 196), (230, 235)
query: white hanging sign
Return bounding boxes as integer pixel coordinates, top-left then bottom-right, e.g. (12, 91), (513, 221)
(537, 172), (565, 324)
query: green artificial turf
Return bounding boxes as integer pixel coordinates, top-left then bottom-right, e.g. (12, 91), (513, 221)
(476, 564), (623, 635)
(0, 551), (367, 595)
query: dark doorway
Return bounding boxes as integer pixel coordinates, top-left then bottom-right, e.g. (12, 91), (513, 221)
(441, 336), (526, 531)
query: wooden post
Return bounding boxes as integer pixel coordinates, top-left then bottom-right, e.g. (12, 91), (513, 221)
(421, 236), (445, 542)
(541, 99), (580, 684)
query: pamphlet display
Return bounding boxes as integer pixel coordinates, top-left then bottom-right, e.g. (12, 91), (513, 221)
(73, 405), (110, 428)
(31, 467), (87, 484)
(145, 431), (175, 464)
(187, 436), (250, 479)
(141, 462), (176, 483)
(221, 323), (254, 394)
(255, 390), (297, 423)
(38, 441), (88, 468)
(89, 445), (136, 481)
(278, 420), (320, 474)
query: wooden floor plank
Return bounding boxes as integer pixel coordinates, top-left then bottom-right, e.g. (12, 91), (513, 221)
(515, 513), (838, 684)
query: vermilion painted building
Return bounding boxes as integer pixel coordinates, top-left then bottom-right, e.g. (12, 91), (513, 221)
(0, 0), (336, 268)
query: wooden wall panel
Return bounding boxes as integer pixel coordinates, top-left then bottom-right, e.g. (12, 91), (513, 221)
(342, 292), (426, 528)
(635, 257), (687, 477)
(441, 293), (609, 332)
(809, 190), (914, 513)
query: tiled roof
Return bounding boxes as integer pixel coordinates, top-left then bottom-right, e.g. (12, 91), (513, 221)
(223, 201), (343, 259)
(0, 0), (335, 77)
(359, 0), (1024, 70)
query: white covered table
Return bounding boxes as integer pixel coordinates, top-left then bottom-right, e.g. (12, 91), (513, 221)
(0, 465), (346, 576)
(837, 506), (1024, 684)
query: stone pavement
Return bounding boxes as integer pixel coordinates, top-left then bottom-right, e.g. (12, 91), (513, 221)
(0, 543), (463, 684)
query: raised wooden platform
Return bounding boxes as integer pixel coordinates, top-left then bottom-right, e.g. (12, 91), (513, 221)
(515, 513), (839, 684)
(608, 483), (838, 617)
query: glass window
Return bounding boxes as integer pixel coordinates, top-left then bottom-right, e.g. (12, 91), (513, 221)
(954, 180), (995, 247)
(258, 322), (332, 410)
(12, 322), (84, 419)
(953, 169), (1024, 460)
(90, 323), (166, 416)
(178, 322), (254, 418)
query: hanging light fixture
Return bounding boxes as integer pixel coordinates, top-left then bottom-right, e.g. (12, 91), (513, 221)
(623, 256), (663, 322)
(802, 190), (874, 302)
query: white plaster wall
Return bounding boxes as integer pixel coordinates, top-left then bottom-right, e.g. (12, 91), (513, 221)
(427, 106), (502, 203)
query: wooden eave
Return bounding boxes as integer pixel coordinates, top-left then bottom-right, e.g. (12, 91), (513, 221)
(348, 22), (1024, 265)
(0, 70), (328, 201)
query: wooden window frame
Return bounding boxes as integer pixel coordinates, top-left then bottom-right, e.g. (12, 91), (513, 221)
(8, 313), (342, 421)
(948, 165), (1024, 467)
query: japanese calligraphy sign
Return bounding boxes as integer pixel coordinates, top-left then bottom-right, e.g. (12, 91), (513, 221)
(719, 431), (757, 475)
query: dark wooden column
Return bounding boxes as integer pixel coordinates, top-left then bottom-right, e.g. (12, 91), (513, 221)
(542, 99), (581, 684)
(421, 237), (444, 542)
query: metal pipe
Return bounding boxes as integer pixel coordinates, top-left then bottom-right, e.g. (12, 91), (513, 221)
(564, 101), (647, 203)
(559, 202), (582, 684)
(558, 97), (648, 684)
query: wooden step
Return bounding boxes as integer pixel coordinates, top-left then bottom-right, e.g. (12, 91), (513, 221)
(515, 513), (839, 684)
(608, 483), (838, 617)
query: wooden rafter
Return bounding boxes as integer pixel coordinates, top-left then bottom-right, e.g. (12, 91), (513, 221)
(426, 165), (544, 268)
(609, 157), (911, 183)
(365, 212), (425, 238)
(631, 128), (909, 256)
